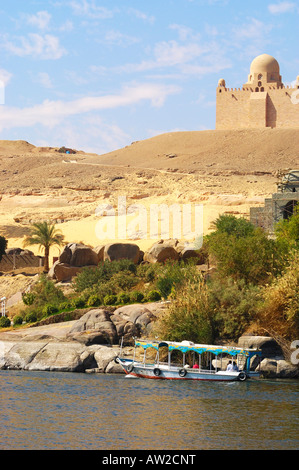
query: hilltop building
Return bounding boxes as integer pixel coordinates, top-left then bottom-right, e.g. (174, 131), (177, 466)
(216, 54), (299, 129)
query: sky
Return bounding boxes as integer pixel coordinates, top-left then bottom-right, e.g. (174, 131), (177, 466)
(0, 0), (298, 154)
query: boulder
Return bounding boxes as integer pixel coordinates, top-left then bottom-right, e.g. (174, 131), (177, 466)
(94, 245), (105, 262)
(49, 261), (84, 282)
(94, 346), (119, 372)
(143, 241), (180, 263)
(25, 342), (97, 372)
(103, 243), (140, 264)
(59, 243), (98, 267)
(67, 309), (118, 345)
(238, 336), (283, 357)
(259, 358), (299, 378)
(112, 304), (156, 327)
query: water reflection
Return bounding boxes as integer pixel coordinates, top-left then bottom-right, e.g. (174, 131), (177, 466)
(0, 371), (298, 450)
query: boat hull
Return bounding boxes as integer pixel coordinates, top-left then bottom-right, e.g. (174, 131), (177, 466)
(117, 358), (246, 382)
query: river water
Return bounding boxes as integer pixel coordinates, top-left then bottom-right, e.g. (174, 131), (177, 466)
(0, 370), (298, 451)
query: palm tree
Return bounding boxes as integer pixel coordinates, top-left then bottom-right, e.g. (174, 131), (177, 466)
(23, 221), (65, 272)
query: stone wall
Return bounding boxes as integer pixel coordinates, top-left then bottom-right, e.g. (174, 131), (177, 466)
(216, 85), (299, 130)
(0, 253), (44, 272)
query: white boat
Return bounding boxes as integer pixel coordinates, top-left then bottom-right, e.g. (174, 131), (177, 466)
(116, 339), (262, 382)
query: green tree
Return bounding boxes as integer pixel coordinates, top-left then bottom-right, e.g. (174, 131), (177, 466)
(0, 235), (7, 263)
(211, 214), (255, 238)
(23, 222), (64, 272)
(206, 215), (284, 284)
(275, 206), (299, 251)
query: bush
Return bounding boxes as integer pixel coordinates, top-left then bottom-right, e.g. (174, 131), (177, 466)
(104, 294), (117, 305)
(22, 292), (36, 306)
(130, 291), (144, 303)
(156, 277), (173, 299)
(117, 292), (131, 305)
(25, 275), (66, 308)
(42, 305), (59, 317)
(73, 259), (137, 292)
(87, 294), (103, 307)
(71, 297), (86, 309)
(257, 252), (299, 341)
(209, 278), (262, 341)
(146, 290), (161, 302)
(0, 316), (11, 328)
(13, 315), (24, 326)
(59, 301), (72, 311)
(154, 276), (214, 344)
(24, 312), (37, 323)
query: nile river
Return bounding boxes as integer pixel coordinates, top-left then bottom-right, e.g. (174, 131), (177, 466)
(0, 370), (298, 450)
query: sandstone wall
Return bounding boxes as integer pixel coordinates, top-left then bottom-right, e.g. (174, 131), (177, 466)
(0, 254), (44, 272)
(216, 85), (299, 129)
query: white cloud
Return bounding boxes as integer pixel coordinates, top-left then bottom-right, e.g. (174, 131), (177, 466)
(26, 11), (52, 30)
(128, 8), (155, 24)
(0, 69), (13, 86)
(268, 2), (296, 14)
(233, 18), (273, 41)
(69, 0), (115, 19)
(4, 33), (67, 59)
(103, 30), (140, 47)
(0, 83), (180, 132)
(37, 72), (53, 89)
(115, 37), (230, 78)
(169, 24), (201, 41)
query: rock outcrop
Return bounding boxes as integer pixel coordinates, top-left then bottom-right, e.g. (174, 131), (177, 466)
(103, 243), (140, 264)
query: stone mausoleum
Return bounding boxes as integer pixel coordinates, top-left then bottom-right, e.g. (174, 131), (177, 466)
(216, 53), (299, 129)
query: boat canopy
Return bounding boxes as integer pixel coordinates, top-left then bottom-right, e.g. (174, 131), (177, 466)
(134, 339), (261, 357)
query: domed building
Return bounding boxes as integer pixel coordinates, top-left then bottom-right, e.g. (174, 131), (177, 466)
(216, 53), (299, 129)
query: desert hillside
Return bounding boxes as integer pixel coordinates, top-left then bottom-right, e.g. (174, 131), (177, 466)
(0, 129), (298, 261)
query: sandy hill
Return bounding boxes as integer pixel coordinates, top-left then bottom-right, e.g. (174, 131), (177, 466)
(0, 128), (298, 262)
(88, 129), (299, 172)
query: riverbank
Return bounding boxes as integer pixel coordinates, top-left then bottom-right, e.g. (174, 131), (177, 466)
(0, 306), (298, 378)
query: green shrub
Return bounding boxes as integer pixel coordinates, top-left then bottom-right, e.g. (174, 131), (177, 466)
(24, 312), (37, 323)
(156, 277), (173, 299)
(22, 292), (36, 306)
(73, 259), (137, 292)
(130, 291), (144, 303)
(25, 275), (65, 308)
(154, 275), (214, 344)
(13, 315), (24, 326)
(0, 316), (11, 328)
(71, 297), (86, 309)
(104, 294), (117, 305)
(87, 294), (103, 307)
(146, 290), (161, 302)
(42, 304), (59, 317)
(209, 278), (262, 341)
(117, 292), (131, 305)
(59, 301), (72, 311)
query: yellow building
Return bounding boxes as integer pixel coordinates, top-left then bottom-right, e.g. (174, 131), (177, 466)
(216, 53), (299, 129)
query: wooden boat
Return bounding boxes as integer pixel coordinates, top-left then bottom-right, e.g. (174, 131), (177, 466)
(116, 339), (262, 382)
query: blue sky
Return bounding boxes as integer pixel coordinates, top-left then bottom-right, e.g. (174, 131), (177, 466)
(0, 0), (298, 154)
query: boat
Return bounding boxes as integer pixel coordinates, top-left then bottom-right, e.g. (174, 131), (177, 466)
(115, 339), (262, 382)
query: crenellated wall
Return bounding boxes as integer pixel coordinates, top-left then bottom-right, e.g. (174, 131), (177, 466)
(216, 84), (299, 130)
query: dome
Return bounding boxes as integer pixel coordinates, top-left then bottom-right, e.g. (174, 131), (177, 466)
(250, 54), (280, 75)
